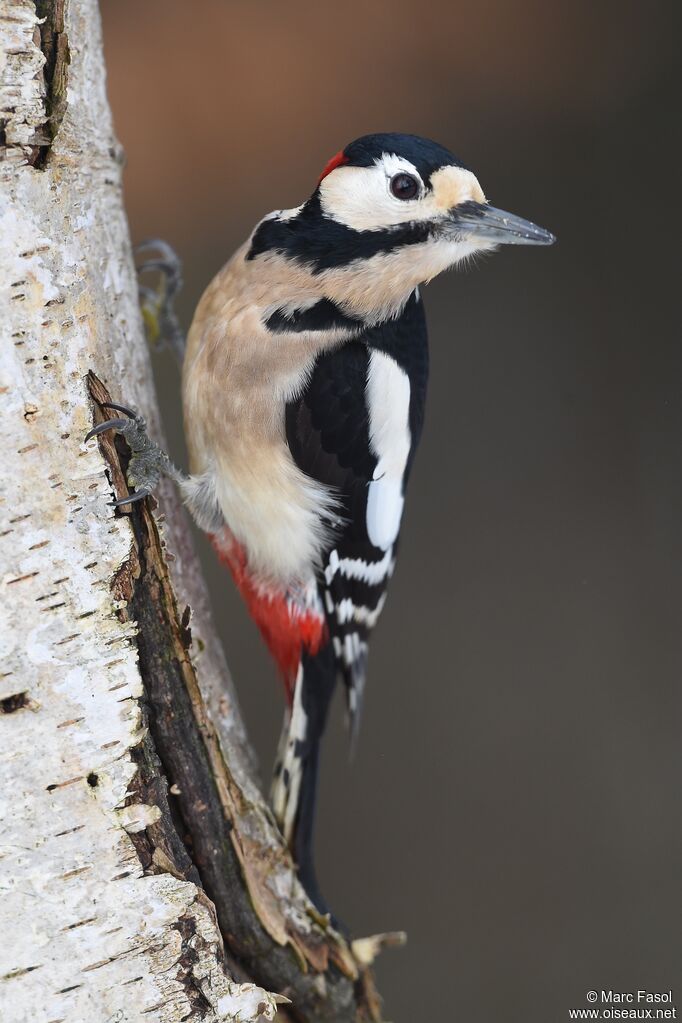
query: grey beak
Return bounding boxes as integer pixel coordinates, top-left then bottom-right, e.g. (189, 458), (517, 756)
(452, 201), (556, 246)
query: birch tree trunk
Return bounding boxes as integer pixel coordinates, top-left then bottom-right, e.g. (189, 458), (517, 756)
(0, 3), (385, 1021)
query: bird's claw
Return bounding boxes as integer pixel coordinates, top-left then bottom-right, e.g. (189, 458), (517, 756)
(100, 400), (139, 419)
(113, 488), (150, 509)
(136, 239), (185, 364)
(86, 401), (174, 508)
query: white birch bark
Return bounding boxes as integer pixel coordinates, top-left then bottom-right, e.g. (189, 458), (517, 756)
(0, 2), (283, 1020)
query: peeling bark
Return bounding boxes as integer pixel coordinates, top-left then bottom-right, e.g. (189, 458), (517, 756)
(0, 3), (386, 1021)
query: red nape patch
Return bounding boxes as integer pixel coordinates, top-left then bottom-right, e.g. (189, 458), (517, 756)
(317, 148), (349, 185)
(209, 530), (326, 704)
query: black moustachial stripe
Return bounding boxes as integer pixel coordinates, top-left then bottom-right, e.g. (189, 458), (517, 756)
(248, 193), (433, 273)
(265, 298), (364, 334)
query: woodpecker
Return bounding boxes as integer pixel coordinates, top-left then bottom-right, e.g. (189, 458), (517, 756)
(89, 133), (554, 912)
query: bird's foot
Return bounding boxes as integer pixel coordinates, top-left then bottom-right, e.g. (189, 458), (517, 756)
(294, 855), (350, 936)
(85, 401), (182, 507)
(136, 239), (185, 364)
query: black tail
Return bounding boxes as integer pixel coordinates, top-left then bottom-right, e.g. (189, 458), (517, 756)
(271, 643), (337, 913)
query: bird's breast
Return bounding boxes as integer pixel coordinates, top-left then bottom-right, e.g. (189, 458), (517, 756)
(182, 260), (339, 587)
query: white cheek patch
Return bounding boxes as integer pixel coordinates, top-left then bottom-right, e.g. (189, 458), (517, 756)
(319, 157), (485, 234)
(319, 157), (423, 231)
(365, 350), (411, 550)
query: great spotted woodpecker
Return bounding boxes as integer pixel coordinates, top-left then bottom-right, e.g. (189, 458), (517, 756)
(89, 133), (554, 912)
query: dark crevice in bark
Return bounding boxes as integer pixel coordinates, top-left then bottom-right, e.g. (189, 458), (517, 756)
(0, 691), (30, 713)
(31, 0), (70, 167)
(172, 915), (215, 1020)
(86, 372), (382, 1023)
(127, 717), (201, 885)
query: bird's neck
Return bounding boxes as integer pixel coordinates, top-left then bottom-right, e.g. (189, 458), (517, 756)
(248, 199), (437, 324)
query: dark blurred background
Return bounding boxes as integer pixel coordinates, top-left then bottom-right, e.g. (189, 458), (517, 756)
(101, 2), (681, 1019)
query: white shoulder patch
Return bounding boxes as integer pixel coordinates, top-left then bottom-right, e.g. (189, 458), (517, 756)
(366, 478), (404, 551)
(365, 350), (411, 550)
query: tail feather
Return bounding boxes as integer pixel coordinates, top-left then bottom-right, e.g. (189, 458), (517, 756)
(271, 662), (307, 846)
(271, 644), (337, 912)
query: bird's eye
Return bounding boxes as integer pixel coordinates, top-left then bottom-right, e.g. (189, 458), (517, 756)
(390, 173), (420, 201)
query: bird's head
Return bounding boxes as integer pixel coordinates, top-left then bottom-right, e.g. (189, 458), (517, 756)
(248, 132), (555, 321)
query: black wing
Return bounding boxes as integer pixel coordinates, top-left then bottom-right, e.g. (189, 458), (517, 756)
(285, 292), (429, 735)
